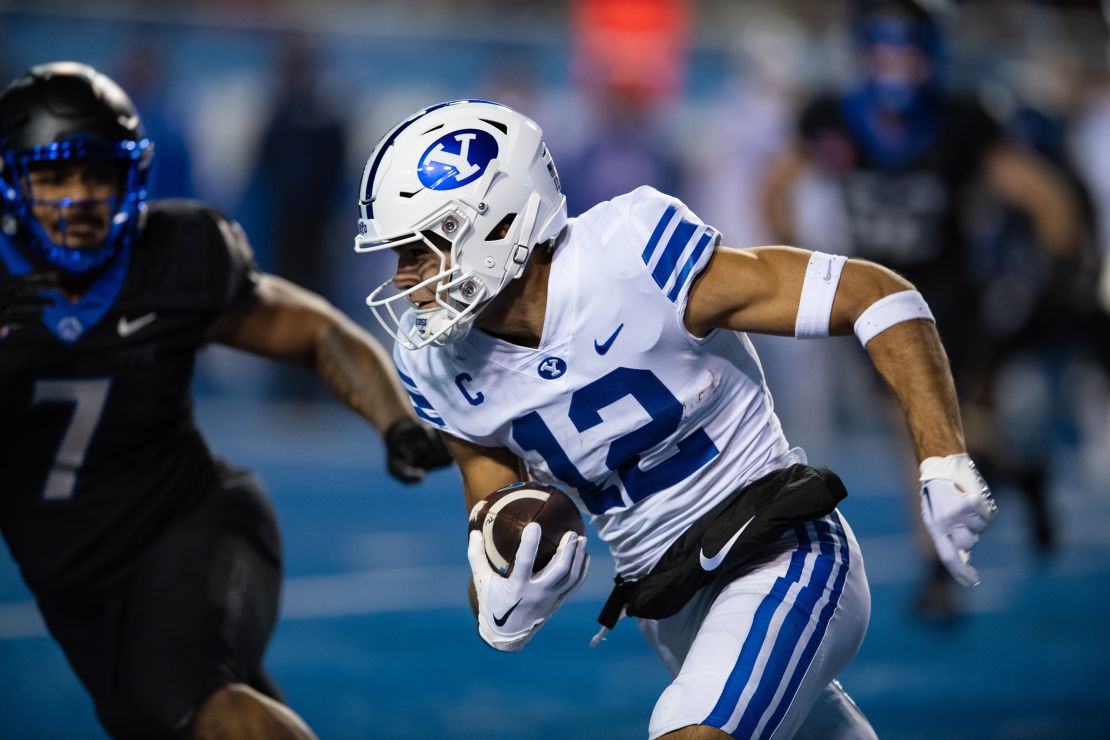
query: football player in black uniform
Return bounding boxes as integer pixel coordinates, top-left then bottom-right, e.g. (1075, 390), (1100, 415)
(762, 0), (1085, 622)
(0, 62), (451, 739)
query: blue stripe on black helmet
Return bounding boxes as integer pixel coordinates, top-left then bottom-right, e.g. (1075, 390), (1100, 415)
(0, 62), (153, 275)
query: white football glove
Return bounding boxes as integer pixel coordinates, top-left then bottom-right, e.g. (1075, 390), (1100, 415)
(919, 453), (999, 587)
(467, 522), (589, 652)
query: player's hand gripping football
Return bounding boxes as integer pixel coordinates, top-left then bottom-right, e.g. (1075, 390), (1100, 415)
(919, 453), (998, 587)
(467, 522), (589, 652)
(0, 272), (57, 328)
(384, 417), (452, 483)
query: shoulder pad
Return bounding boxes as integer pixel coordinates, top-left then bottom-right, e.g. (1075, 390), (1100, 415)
(141, 200), (259, 309)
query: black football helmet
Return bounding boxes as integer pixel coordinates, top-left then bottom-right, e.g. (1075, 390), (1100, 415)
(853, 0), (945, 62)
(848, 0), (949, 116)
(0, 62), (153, 275)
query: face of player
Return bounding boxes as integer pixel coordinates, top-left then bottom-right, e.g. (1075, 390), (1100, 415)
(392, 240), (445, 309)
(391, 219), (515, 310)
(26, 160), (122, 249)
(864, 42), (931, 89)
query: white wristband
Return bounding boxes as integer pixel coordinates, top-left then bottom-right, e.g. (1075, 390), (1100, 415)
(794, 252), (847, 338)
(853, 290), (934, 347)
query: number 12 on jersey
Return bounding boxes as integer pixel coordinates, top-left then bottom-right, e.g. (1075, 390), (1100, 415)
(511, 367), (719, 515)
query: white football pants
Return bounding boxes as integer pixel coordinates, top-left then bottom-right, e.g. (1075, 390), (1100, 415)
(639, 511), (875, 739)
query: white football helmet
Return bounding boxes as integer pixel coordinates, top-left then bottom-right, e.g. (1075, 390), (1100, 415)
(355, 100), (567, 349)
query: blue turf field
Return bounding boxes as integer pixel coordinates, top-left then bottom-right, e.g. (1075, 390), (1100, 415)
(1, 397), (1108, 739)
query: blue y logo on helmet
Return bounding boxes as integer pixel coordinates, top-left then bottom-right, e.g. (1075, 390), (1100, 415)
(418, 129), (498, 190)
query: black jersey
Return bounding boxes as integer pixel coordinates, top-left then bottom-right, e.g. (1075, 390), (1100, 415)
(0, 200), (257, 601)
(799, 92), (1000, 279)
(798, 92), (1001, 369)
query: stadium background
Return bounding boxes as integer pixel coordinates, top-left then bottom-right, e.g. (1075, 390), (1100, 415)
(1, 0), (1109, 737)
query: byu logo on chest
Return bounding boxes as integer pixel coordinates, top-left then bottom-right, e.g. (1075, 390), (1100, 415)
(418, 129), (498, 190)
(537, 357), (567, 380)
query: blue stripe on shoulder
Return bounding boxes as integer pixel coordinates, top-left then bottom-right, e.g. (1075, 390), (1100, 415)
(641, 203), (678, 263)
(666, 228), (715, 303)
(651, 218), (697, 291)
(406, 390), (445, 427)
(397, 369), (417, 388)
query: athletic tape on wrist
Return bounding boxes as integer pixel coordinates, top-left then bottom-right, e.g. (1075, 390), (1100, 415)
(853, 290), (934, 347)
(794, 252), (847, 338)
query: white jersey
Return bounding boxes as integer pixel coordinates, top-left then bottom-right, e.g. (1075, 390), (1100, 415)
(395, 186), (801, 578)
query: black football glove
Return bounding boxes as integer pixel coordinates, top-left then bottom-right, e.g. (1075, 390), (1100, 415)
(384, 417), (453, 483)
(0, 272), (57, 327)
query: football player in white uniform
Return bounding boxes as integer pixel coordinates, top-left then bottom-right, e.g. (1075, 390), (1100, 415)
(353, 100), (997, 739)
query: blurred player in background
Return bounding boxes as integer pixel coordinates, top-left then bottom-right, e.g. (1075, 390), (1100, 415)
(762, 0), (1086, 623)
(354, 99), (996, 738)
(0, 63), (450, 739)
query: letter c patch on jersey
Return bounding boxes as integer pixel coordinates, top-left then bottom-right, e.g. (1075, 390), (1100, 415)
(455, 372), (485, 406)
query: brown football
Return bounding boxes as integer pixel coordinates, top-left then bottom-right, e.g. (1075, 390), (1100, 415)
(468, 481), (585, 576)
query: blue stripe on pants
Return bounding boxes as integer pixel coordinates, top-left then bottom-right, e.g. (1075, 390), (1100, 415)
(732, 519), (841, 738)
(703, 525), (813, 729)
(758, 514), (850, 739)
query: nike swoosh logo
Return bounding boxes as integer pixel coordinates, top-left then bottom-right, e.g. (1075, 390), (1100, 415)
(594, 323), (624, 355)
(493, 598), (523, 627)
(117, 312), (157, 337)
(699, 515), (756, 572)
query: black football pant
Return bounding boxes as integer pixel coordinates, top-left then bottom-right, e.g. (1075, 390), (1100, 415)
(37, 464), (283, 738)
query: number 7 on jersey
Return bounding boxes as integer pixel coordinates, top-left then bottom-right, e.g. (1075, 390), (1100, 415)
(32, 378), (111, 501)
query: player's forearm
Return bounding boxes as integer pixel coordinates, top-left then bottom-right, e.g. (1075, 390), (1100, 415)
(865, 319), (965, 461)
(1014, 176), (1079, 257)
(761, 149), (805, 245)
(985, 146), (1081, 258)
(1029, 192), (1080, 258)
(830, 261), (965, 459)
(313, 321), (411, 434)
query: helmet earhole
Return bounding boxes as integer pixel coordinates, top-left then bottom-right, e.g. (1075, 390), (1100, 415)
(484, 213), (517, 241)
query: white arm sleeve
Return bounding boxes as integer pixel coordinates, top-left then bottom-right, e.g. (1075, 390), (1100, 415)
(794, 252), (847, 338)
(853, 290), (935, 347)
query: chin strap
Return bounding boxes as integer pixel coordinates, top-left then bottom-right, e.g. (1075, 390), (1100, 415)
(507, 193), (542, 281)
(514, 193), (542, 249)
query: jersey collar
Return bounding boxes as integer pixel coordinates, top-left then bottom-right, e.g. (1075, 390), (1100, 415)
(0, 232), (131, 344)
